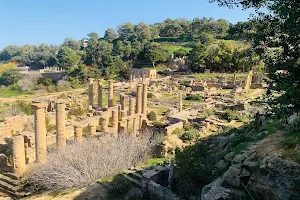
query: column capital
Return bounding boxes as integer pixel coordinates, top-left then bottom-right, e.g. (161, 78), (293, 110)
(74, 124), (83, 128)
(31, 101), (47, 109)
(56, 99), (66, 104)
(88, 78), (95, 83)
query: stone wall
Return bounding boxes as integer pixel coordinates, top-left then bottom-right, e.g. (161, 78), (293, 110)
(165, 122), (183, 135)
(148, 180), (180, 200)
(0, 115), (34, 138)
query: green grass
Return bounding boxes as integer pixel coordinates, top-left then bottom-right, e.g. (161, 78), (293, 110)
(0, 85), (31, 97)
(282, 132), (300, 148)
(160, 45), (192, 54)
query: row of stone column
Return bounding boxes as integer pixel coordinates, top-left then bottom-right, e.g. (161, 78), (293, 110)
(88, 78), (114, 109)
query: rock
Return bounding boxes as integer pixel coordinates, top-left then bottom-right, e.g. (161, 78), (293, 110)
(233, 154), (246, 164)
(243, 161), (259, 172)
(215, 160), (229, 171)
(224, 152), (235, 162)
(240, 168), (251, 177)
(201, 179), (236, 200)
(248, 156), (300, 200)
(222, 165), (241, 188)
(0, 154), (8, 167)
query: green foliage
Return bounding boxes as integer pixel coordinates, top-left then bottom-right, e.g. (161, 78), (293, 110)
(281, 132), (300, 149)
(1, 68), (21, 85)
(188, 43), (209, 72)
(0, 85), (30, 97)
(174, 142), (215, 197)
(172, 128), (184, 137)
(286, 117), (300, 134)
(147, 111), (157, 121)
(147, 92), (153, 99)
(108, 175), (132, 195)
(203, 109), (215, 118)
(68, 107), (86, 117)
(184, 94), (203, 101)
(12, 100), (33, 115)
(56, 46), (80, 71)
(42, 78), (54, 86)
(151, 121), (165, 127)
(180, 128), (200, 141)
(222, 109), (250, 122)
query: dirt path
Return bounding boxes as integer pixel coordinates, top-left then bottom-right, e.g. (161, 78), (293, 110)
(246, 88), (264, 99)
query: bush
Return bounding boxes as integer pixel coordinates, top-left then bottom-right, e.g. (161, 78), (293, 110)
(185, 95), (203, 101)
(147, 93), (153, 99)
(174, 142), (215, 197)
(173, 128), (184, 137)
(223, 109), (249, 122)
(286, 117), (300, 133)
(11, 100), (33, 116)
(151, 121), (165, 128)
(68, 107), (86, 117)
(108, 175), (132, 195)
(42, 78), (54, 86)
(180, 128), (200, 142)
(203, 109), (215, 118)
(26, 133), (156, 192)
(147, 111), (157, 121)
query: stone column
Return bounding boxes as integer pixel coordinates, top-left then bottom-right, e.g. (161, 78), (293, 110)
(245, 70), (253, 90)
(88, 123), (96, 136)
(97, 79), (103, 109)
(74, 125), (83, 144)
(142, 83), (148, 115)
(56, 100), (66, 152)
(178, 91), (183, 112)
(233, 73), (236, 86)
(100, 117), (108, 133)
(112, 110), (118, 130)
(132, 117), (137, 136)
(32, 102), (47, 163)
(136, 85), (142, 114)
(12, 135), (26, 175)
(120, 94), (125, 111)
(108, 80), (114, 107)
(129, 98), (136, 116)
(88, 78), (94, 107)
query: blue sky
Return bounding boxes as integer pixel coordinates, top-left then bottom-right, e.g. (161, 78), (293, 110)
(0, 0), (255, 50)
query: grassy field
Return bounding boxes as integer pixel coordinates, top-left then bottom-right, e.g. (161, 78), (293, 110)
(0, 85), (31, 98)
(161, 45), (192, 54)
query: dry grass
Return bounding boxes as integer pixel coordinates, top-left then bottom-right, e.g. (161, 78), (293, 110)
(25, 132), (157, 192)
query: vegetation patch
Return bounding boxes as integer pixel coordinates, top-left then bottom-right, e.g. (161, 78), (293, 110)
(184, 95), (203, 101)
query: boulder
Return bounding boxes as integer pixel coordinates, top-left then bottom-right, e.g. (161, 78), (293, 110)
(201, 179), (236, 200)
(248, 156), (300, 200)
(222, 165), (241, 188)
(215, 160), (229, 171)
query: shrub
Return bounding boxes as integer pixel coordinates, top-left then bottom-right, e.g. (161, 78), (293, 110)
(147, 111), (157, 121)
(203, 109), (215, 118)
(223, 109), (249, 122)
(147, 93), (153, 99)
(174, 142), (215, 197)
(45, 116), (55, 133)
(185, 95), (203, 101)
(286, 117), (300, 133)
(108, 175), (132, 195)
(68, 108), (86, 117)
(26, 133), (156, 192)
(11, 100), (33, 116)
(43, 78), (54, 86)
(56, 80), (72, 92)
(180, 128), (200, 142)
(151, 121), (165, 128)
(172, 128), (184, 137)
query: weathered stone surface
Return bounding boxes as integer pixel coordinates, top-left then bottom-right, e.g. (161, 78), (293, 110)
(224, 152), (235, 162)
(202, 178), (236, 200)
(215, 160), (229, 171)
(222, 165), (241, 188)
(0, 153), (8, 167)
(248, 156), (300, 200)
(233, 154), (246, 164)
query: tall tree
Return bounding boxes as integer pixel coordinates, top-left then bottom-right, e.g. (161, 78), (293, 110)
(56, 46), (80, 70)
(188, 43), (209, 72)
(63, 38), (81, 51)
(104, 28), (118, 42)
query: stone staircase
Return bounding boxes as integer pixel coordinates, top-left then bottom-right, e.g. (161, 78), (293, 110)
(123, 170), (143, 189)
(0, 173), (29, 198)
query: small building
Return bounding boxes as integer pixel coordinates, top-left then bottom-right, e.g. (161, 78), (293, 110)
(130, 68), (157, 80)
